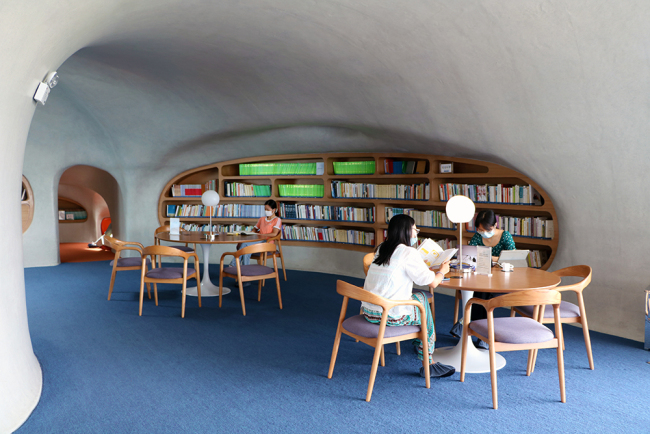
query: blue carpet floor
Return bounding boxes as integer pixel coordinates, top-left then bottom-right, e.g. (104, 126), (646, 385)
(17, 261), (650, 433)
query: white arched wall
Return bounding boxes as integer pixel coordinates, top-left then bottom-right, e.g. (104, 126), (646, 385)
(4, 1), (650, 431)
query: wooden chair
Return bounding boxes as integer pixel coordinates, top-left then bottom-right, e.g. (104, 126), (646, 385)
(219, 243), (282, 316)
(104, 235), (151, 301)
(328, 280), (431, 402)
(250, 233), (287, 281)
(460, 289), (566, 409)
(138, 245), (201, 318)
(154, 225), (196, 267)
(511, 265), (594, 370)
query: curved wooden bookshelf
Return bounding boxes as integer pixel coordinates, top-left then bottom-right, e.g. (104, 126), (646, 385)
(22, 176), (34, 233)
(58, 197), (88, 223)
(158, 153), (559, 270)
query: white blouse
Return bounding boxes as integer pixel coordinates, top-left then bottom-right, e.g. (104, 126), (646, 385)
(362, 244), (437, 318)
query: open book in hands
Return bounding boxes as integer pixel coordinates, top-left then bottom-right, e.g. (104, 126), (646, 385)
(416, 238), (458, 269)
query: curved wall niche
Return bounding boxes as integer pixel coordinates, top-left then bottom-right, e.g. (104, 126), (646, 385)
(58, 197), (88, 223)
(22, 175), (34, 233)
(158, 153), (558, 270)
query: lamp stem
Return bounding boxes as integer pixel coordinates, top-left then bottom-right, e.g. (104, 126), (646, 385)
(209, 206), (213, 236)
(459, 223), (463, 278)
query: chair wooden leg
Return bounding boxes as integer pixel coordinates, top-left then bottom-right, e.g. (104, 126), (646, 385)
(219, 270), (224, 308)
(453, 290), (461, 324)
(557, 341), (566, 403)
(275, 274), (283, 310)
(366, 343), (383, 402)
(153, 283), (158, 306)
(430, 292), (436, 330)
(510, 308), (516, 317)
(489, 345), (498, 410)
(238, 281), (246, 316)
(138, 277), (146, 316)
(258, 280), (262, 302)
(380, 346), (385, 367)
(108, 268), (117, 300)
(526, 349), (535, 376)
(327, 327), (343, 379)
(146, 282), (151, 300)
(280, 254), (287, 281)
(181, 281), (187, 318)
(582, 319), (595, 370)
(396, 342), (401, 355)
(196, 275), (202, 308)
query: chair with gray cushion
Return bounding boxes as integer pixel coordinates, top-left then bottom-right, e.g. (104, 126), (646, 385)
(250, 233), (287, 281)
(510, 265), (594, 370)
(327, 280), (431, 402)
(154, 225), (196, 267)
(460, 289), (566, 409)
(104, 235), (151, 301)
(219, 242), (282, 316)
(139, 245), (201, 318)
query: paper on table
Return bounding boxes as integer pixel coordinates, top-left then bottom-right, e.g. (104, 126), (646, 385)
(476, 246), (492, 275)
(227, 231), (257, 236)
(417, 238), (458, 268)
(170, 218), (180, 235)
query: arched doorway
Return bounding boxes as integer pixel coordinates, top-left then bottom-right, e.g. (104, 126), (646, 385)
(57, 165), (118, 262)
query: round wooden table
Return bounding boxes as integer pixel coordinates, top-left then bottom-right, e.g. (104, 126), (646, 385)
(155, 231), (273, 297)
(435, 267), (561, 373)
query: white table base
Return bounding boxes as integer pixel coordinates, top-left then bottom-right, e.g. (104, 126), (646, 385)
(433, 289), (506, 373)
(186, 243), (231, 297)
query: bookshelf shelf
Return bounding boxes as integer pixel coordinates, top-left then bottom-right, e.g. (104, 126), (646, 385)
(158, 153), (559, 268)
(58, 197), (88, 223)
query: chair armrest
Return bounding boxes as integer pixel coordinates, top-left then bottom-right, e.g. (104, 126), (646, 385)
(117, 246), (144, 256)
(220, 251), (239, 261)
(123, 241), (145, 250)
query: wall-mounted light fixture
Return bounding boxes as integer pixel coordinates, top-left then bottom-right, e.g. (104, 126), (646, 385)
(33, 71), (59, 105)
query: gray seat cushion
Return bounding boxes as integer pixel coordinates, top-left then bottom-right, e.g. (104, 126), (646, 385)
(146, 267), (195, 280)
(111, 257), (150, 267)
(223, 265), (274, 276)
(517, 301), (581, 319)
(342, 314), (421, 339)
(170, 245), (194, 253)
(469, 317), (554, 344)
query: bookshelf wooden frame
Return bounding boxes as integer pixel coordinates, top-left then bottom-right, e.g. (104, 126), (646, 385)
(22, 175), (34, 233)
(158, 153), (559, 269)
(58, 197), (88, 223)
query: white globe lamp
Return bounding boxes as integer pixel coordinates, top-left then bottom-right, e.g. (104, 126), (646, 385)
(445, 195), (476, 278)
(201, 190), (220, 237)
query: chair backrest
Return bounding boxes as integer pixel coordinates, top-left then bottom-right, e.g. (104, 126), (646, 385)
(142, 245), (194, 260)
(551, 265), (592, 293)
(236, 242), (278, 257)
(154, 225), (170, 236)
(483, 289), (561, 312)
(362, 253), (374, 276)
(336, 280), (411, 311)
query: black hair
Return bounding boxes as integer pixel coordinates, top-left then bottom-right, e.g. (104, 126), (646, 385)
(373, 214), (415, 267)
(264, 199), (278, 211)
(475, 210), (497, 231)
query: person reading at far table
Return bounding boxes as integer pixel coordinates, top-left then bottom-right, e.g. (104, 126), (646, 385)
(363, 214), (455, 378)
(229, 200), (281, 282)
(449, 209), (516, 348)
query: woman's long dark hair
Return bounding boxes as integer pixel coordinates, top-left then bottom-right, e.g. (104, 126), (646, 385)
(373, 214), (415, 266)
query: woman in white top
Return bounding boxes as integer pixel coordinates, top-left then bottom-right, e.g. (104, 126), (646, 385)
(363, 214), (454, 378)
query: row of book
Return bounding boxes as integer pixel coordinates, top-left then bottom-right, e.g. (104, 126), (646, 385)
(331, 181), (430, 200)
(438, 183), (540, 205)
(381, 230), (457, 249)
(279, 203), (375, 222)
(239, 162), (323, 176)
(224, 182), (271, 197)
(383, 159), (426, 174)
(385, 207), (456, 230)
(167, 204), (267, 218)
(58, 210), (87, 220)
(171, 180), (217, 197)
(180, 223), (256, 232)
(527, 250), (549, 268)
(282, 225), (375, 246)
(466, 213), (554, 239)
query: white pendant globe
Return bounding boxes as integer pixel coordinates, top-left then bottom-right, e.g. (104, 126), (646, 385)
(445, 195), (475, 223)
(201, 190), (220, 207)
